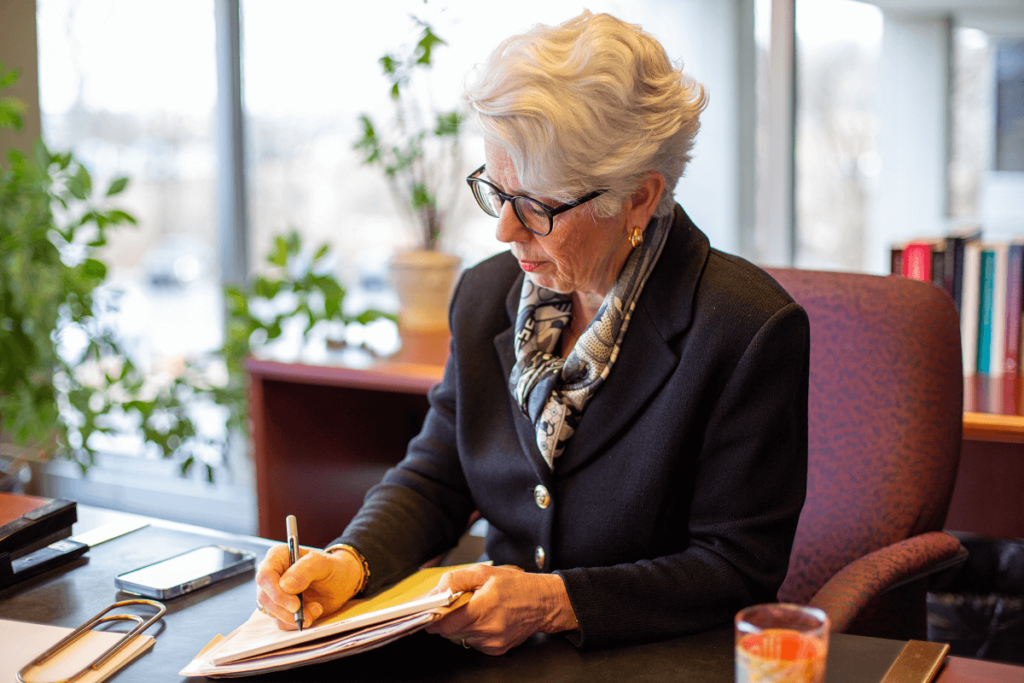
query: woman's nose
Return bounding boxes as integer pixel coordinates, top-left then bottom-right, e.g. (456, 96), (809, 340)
(495, 201), (530, 244)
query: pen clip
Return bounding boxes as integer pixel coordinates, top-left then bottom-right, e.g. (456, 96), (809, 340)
(286, 515), (299, 561)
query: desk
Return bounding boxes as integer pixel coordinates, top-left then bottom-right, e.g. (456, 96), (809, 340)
(1, 504), (1022, 682)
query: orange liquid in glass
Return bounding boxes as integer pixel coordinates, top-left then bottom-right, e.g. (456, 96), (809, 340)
(735, 629), (826, 683)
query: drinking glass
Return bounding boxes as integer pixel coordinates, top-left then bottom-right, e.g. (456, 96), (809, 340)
(735, 603), (829, 683)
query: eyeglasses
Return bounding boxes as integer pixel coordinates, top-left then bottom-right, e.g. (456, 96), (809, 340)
(465, 164), (605, 237)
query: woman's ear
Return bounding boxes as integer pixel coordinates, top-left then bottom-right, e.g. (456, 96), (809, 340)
(625, 172), (666, 231)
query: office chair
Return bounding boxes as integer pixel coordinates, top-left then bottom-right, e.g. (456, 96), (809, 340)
(767, 268), (966, 641)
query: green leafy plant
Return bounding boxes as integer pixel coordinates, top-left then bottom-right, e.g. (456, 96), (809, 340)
(354, 19), (463, 252)
(0, 62), (216, 478)
(214, 230), (396, 436)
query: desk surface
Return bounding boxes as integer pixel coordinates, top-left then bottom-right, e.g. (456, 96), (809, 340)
(1, 504), (1022, 682)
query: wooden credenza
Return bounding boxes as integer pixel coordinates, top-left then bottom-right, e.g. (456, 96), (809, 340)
(248, 340), (1024, 546)
(947, 376), (1024, 539)
(247, 332), (448, 547)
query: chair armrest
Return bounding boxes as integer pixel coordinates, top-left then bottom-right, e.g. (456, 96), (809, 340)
(809, 531), (964, 632)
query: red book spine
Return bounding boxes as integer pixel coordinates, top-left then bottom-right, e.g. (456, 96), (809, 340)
(1005, 244), (1024, 375)
(902, 242), (932, 281)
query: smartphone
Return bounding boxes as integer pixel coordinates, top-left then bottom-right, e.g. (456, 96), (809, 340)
(114, 545), (256, 599)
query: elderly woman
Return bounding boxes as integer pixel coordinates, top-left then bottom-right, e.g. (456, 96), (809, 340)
(256, 11), (809, 655)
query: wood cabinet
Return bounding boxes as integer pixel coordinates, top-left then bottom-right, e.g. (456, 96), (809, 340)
(946, 376), (1024, 539)
(247, 332), (448, 547)
(248, 342), (1024, 546)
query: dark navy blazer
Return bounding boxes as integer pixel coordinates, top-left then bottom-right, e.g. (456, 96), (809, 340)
(337, 205), (810, 648)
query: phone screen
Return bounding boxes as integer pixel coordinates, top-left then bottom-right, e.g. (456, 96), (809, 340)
(118, 546), (252, 591)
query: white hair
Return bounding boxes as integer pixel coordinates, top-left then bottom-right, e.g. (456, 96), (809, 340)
(462, 11), (708, 218)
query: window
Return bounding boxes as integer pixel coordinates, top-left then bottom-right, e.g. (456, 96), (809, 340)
(950, 27), (995, 220)
(994, 39), (1024, 174)
(34, 0), (253, 532)
(793, 0), (882, 271)
(241, 0), (747, 279)
(37, 0), (222, 366)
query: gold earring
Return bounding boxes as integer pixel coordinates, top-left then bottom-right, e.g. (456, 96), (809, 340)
(629, 227), (644, 248)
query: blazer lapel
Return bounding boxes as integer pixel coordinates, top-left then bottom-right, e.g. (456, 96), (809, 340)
(553, 303), (676, 476)
(490, 205), (710, 480)
(494, 273), (553, 482)
(550, 206), (710, 476)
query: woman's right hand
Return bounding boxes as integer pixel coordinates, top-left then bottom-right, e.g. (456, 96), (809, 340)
(254, 545), (364, 630)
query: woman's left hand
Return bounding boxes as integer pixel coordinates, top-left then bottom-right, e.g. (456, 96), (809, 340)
(423, 564), (578, 655)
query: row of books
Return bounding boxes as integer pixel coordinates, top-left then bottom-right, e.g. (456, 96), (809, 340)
(892, 228), (1024, 377)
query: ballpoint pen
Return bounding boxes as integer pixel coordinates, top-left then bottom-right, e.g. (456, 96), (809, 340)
(286, 515), (304, 631)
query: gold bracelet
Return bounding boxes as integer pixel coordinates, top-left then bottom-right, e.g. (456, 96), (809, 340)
(324, 544), (370, 595)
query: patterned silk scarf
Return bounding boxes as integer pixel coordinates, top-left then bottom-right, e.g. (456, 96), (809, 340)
(509, 213), (671, 469)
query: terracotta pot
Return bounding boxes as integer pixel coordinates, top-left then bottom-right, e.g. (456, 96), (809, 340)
(388, 250), (462, 333)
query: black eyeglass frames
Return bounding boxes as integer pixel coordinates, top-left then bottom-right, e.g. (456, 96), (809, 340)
(465, 164), (605, 237)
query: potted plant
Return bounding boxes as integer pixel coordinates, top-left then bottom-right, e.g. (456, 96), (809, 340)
(216, 229), (396, 437)
(354, 19), (463, 334)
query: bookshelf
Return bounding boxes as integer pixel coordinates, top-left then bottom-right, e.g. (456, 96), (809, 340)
(892, 232), (1024, 536)
(963, 375), (1024, 443)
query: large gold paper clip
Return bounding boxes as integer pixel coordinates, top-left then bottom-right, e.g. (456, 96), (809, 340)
(18, 598), (166, 683)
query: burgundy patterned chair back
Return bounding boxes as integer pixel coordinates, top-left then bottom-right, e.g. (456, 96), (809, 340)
(766, 269), (963, 607)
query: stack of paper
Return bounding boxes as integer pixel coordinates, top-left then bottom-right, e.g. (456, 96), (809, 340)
(181, 563), (478, 678)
